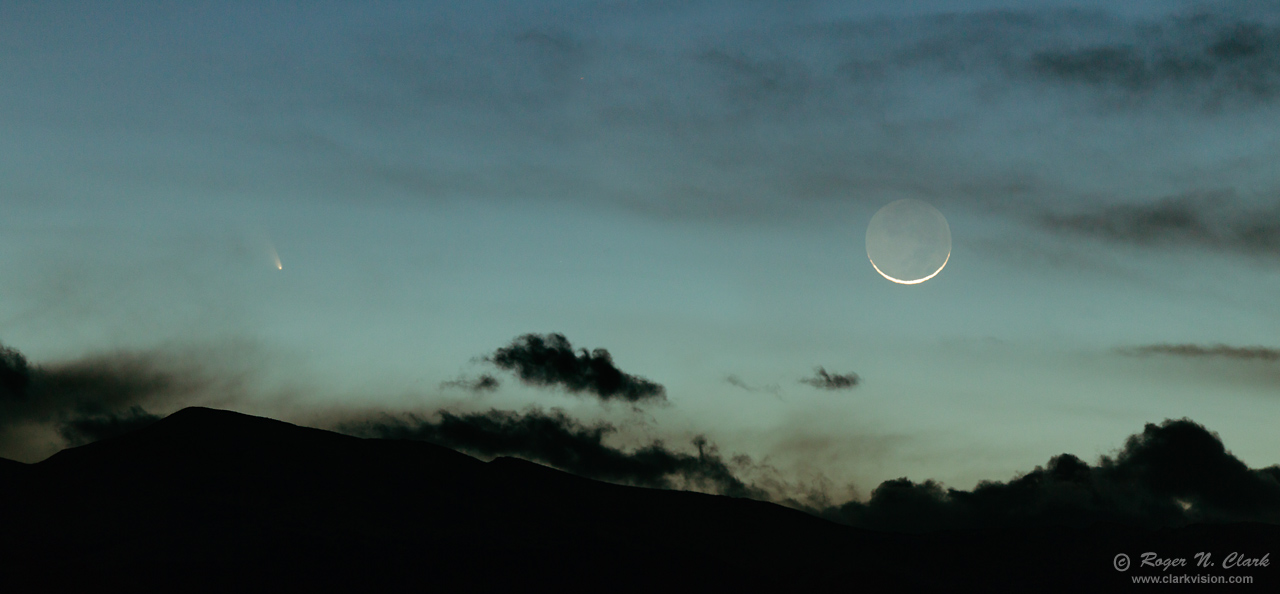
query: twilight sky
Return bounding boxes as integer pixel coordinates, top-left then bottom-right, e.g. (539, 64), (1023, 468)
(3, 0), (1280, 499)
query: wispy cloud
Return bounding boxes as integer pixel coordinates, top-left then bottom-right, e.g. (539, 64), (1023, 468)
(335, 406), (1280, 531)
(1041, 192), (1280, 257)
(342, 407), (763, 497)
(1118, 343), (1280, 361)
(800, 367), (860, 391)
(1027, 19), (1280, 109)
(724, 374), (782, 398)
(16, 3), (1280, 236)
(440, 374), (501, 393)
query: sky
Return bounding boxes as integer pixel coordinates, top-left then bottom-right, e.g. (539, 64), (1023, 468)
(3, 0), (1280, 503)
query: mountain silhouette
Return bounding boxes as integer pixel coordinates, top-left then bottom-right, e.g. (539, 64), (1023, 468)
(1, 408), (1275, 591)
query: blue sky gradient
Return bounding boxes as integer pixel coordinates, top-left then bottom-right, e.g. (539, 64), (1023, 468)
(3, 0), (1279, 498)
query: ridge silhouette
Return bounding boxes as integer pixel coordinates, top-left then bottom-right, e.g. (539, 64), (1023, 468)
(1, 407), (1274, 591)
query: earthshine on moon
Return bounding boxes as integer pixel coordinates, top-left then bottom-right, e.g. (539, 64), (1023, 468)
(865, 199), (951, 285)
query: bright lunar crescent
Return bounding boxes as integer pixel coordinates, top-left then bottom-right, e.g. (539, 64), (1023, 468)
(865, 199), (951, 285)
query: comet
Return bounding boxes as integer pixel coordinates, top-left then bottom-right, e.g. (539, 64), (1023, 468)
(268, 242), (283, 270)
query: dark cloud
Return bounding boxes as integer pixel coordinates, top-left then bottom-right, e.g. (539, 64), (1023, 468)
(1041, 192), (1280, 257)
(343, 407), (762, 498)
(0, 342), (234, 459)
(1028, 19), (1280, 107)
(344, 407), (1280, 533)
(13, 2), (1280, 242)
(57, 405), (162, 447)
(818, 418), (1280, 532)
(1042, 194), (1219, 244)
(725, 374), (752, 391)
(143, 4), (1280, 229)
(1032, 44), (1195, 92)
(695, 49), (815, 118)
(1118, 343), (1280, 361)
(811, 10), (1280, 111)
(440, 374), (501, 393)
(0, 344), (32, 401)
(800, 367), (860, 390)
(487, 333), (666, 404)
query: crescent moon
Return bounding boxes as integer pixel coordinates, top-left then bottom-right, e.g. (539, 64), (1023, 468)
(865, 199), (951, 284)
(869, 250), (950, 285)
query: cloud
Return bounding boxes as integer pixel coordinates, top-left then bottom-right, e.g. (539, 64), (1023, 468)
(13, 348), (1275, 535)
(817, 418), (1280, 532)
(342, 407), (763, 498)
(1042, 193), (1219, 244)
(265, 6), (1280, 253)
(694, 48), (816, 119)
(341, 406), (1280, 532)
(724, 374), (782, 398)
(1041, 192), (1280, 257)
(57, 405), (162, 447)
(440, 374), (501, 393)
(0, 342), (246, 460)
(799, 367), (860, 390)
(13, 2), (1280, 243)
(0, 344), (31, 401)
(725, 374), (752, 391)
(20, 2), (1274, 235)
(1118, 343), (1280, 361)
(487, 333), (666, 404)
(1027, 19), (1280, 108)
